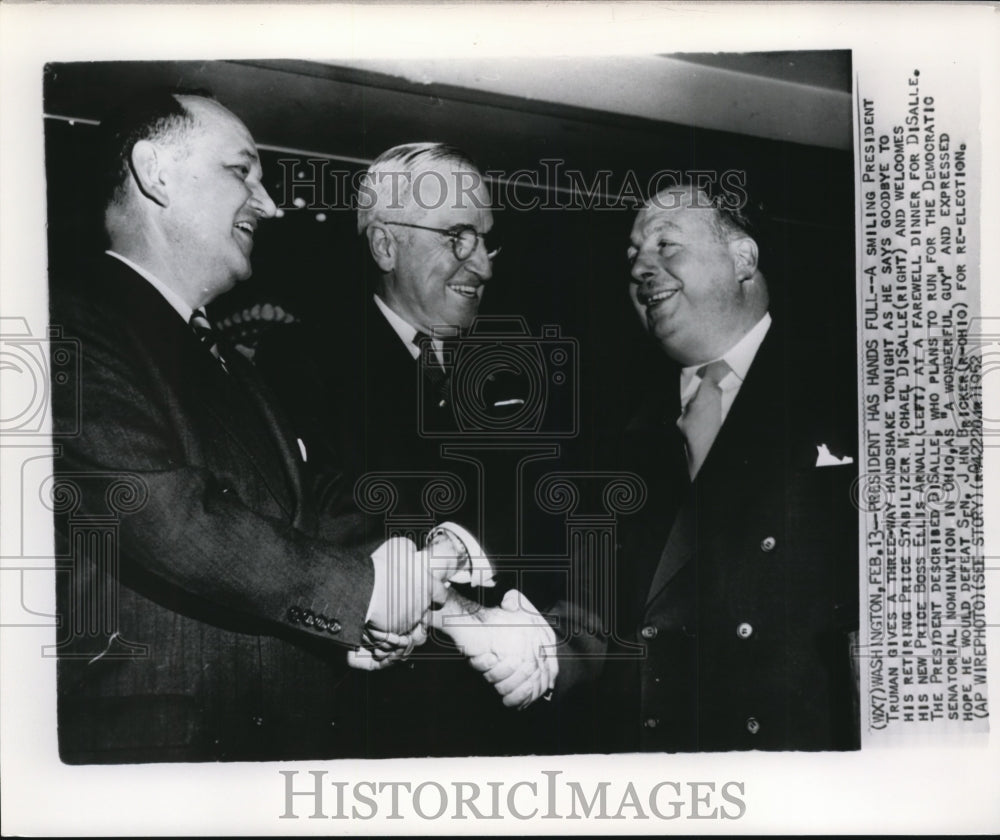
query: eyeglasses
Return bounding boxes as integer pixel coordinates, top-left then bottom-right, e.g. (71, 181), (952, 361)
(384, 222), (501, 262)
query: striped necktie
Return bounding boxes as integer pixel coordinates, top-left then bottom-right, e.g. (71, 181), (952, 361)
(189, 309), (228, 371)
(677, 358), (731, 480)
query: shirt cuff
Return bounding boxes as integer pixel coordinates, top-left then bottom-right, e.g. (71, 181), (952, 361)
(365, 536), (418, 623)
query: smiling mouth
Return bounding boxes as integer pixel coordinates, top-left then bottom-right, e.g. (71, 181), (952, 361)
(447, 283), (481, 300)
(234, 221), (256, 241)
(641, 288), (679, 311)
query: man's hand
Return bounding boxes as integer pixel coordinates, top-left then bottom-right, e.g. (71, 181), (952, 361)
(365, 536), (449, 635)
(431, 588), (558, 709)
(347, 622), (428, 671)
(352, 524), (495, 671)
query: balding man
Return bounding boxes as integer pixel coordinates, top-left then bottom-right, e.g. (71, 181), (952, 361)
(598, 182), (859, 752)
(49, 91), (452, 763)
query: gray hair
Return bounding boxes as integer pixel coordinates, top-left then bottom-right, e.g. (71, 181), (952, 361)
(356, 142), (484, 234)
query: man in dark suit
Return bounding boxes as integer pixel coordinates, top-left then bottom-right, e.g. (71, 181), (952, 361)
(48, 91), (458, 763)
(256, 143), (502, 524)
(595, 182), (859, 752)
(255, 143), (558, 755)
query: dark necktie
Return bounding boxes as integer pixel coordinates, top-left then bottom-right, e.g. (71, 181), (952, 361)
(413, 331), (450, 406)
(189, 309), (228, 371)
(677, 358), (731, 479)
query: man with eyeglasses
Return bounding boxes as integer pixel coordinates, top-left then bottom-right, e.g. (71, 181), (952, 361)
(256, 143), (553, 757)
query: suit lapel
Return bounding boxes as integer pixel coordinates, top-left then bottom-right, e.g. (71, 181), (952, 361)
(221, 349), (306, 523)
(644, 493), (694, 608)
(363, 297), (435, 433)
(694, 324), (785, 483)
(620, 384), (688, 613)
(104, 257), (300, 519)
(367, 297), (422, 397)
(640, 324), (785, 608)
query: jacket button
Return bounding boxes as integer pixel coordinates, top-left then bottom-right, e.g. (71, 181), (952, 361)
(327, 620), (342, 634)
(252, 715), (264, 727)
(640, 625), (658, 640)
(303, 610), (316, 627)
(760, 536), (777, 552)
(643, 717), (659, 729)
(746, 716), (760, 735)
(736, 622), (754, 639)
(315, 615), (329, 631)
(286, 606), (301, 623)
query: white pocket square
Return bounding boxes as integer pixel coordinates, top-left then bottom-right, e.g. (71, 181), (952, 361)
(815, 443), (854, 467)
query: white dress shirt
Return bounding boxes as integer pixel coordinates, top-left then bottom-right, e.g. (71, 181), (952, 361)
(678, 312), (772, 423)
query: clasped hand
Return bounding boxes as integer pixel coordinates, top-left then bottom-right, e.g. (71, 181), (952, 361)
(351, 532), (557, 710)
(430, 588), (558, 709)
(349, 532), (464, 670)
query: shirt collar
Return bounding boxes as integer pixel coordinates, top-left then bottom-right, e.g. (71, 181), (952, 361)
(373, 293), (421, 360)
(679, 312), (772, 399)
(105, 250), (195, 324)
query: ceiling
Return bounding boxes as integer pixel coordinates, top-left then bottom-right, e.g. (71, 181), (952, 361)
(44, 52), (852, 154)
(329, 51), (852, 150)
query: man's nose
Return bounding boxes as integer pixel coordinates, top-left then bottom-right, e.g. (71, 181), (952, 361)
(465, 237), (493, 281)
(249, 180), (278, 220)
(630, 255), (656, 283)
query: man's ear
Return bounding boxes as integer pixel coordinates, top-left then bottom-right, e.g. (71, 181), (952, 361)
(731, 235), (759, 283)
(366, 224), (396, 273)
(129, 140), (170, 207)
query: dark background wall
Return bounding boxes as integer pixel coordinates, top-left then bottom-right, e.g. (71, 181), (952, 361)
(43, 57), (855, 444)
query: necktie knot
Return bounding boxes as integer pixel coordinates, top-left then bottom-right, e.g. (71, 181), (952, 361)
(414, 331), (455, 409)
(695, 358), (732, 390)
(677, 358), (732, 479)
(189, 310), (227, 370)
(189, 309), (216, 343)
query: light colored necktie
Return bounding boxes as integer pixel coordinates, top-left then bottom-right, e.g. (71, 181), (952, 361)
(677, 359), (731, 479)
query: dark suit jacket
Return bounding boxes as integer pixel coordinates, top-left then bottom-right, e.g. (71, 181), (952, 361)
(50, 256), (379, 764)
(255, 298), (560, 756)
(255, 297), (472, 524)
(598, 319), (859, 752)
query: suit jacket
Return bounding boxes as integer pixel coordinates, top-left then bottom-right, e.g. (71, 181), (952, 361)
(255, 297), (472, 524)
(50, 256), (379, 764)
(599, 319), (859, 752)
(255, 298), (549, 756)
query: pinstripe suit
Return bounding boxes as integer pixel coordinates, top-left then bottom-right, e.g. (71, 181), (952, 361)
(51, 256), (379, 763)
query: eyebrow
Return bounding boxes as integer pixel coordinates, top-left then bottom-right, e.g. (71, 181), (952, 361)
(643, 218), (681, 235)
(441, 220), (491, 233)
(629, 218), (681, 246)
(233, 148), (260, 165)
